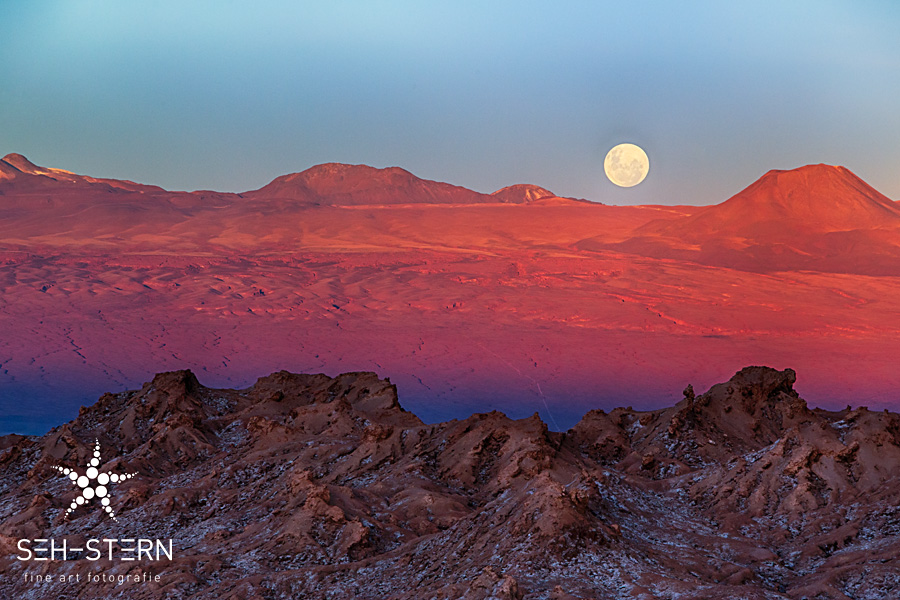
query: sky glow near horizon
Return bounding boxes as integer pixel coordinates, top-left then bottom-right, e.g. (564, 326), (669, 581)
(1, 1), (899, 205)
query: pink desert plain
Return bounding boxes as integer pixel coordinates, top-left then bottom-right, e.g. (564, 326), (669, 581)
(2, 154), (900, 432)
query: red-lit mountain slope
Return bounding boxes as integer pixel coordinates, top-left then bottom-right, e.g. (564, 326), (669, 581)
(1, 154), (899, 437)
(665, 164), (900, 236)
(587, 164), (900, 274)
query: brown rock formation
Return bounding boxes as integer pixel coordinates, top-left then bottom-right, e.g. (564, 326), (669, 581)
(1, 367), (899, 598)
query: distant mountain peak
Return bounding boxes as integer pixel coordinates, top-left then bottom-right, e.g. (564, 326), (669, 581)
(490, 184), (556, 204)
(751, 163), (884, 199)
(657, 164), (900, 239)
(604, 163), (900, 274)
(0, 153), (80, 184)
(247, 163), (493, 205)
(279, 162), (421, 190)
(1, 153), (46, 179)
(762, 163), (846, 176)
(1, 153), (40, 173)
(300, 162), (412, 178)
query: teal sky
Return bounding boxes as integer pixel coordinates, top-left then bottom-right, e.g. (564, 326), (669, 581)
(2, 1), (899, 205)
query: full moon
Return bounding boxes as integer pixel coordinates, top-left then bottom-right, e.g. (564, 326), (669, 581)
(604, 143), (649, 188)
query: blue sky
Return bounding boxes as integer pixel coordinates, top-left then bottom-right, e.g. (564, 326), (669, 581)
(2, 1), (899, 205)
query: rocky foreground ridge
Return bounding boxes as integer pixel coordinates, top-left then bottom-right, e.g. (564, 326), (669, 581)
(1, 367), (899, 599)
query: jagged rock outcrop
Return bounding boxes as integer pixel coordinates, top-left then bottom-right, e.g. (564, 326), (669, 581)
(1, 366), (899, 599)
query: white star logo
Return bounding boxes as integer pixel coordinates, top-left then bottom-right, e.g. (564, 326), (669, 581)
(52, 439), (136, 522)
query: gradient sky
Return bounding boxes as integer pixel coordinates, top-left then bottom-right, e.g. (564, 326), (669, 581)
(2, 1), (899, 205)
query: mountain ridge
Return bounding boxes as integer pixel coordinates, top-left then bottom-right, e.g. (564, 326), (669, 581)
(10, 153), (894, 213)
(0, 152), (166, 194)
(244, 162), (495, 205)
(2, 366), (899, 598)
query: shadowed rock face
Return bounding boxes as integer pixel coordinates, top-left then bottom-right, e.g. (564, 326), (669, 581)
(2, 366), (899, 599)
